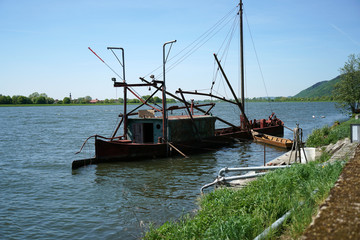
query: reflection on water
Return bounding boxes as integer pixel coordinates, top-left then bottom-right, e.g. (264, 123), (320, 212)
(0, 102), (347, 239)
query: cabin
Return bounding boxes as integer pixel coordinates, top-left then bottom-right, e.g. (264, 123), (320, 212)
(126, 115), (216, 143)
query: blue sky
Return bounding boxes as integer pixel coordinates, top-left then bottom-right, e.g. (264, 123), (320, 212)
(1, 0), (359, 100)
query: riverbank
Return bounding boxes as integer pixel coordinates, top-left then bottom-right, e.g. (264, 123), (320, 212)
(144, 117), (360, 239)
(302, 144), (360, 239)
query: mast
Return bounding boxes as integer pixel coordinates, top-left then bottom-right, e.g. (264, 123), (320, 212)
(121, 49), (127, 139)
(239, 0), (245, 126)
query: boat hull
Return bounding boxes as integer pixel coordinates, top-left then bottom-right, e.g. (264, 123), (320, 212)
(72, 124), (284, 169)
(253, 133), (293, 149)
(95, 124), (284, 160)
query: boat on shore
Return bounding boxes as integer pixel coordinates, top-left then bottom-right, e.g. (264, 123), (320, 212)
(72, 0), (284, 169)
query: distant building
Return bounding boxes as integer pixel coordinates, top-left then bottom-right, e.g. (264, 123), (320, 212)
(90, 98), (100, 104)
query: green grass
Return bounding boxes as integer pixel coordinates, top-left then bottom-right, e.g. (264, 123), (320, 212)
(306, 118), (360, 147)
(144, 117), (359, 239)
(144, 161), (344, 240)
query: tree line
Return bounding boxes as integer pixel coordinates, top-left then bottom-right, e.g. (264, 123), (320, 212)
(0, 93), (176, 105)
(0, 92), (55, 104)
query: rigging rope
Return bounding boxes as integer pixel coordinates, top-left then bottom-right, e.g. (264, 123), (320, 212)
(88, 47), (123, 81)
(212, 14), (239, 99)
(244, 11), (273, 112)
(142, 5), (238, 80)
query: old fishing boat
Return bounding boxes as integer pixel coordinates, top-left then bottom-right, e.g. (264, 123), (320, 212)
(251, 130), (293, 149)
(72, 0), (284, 169)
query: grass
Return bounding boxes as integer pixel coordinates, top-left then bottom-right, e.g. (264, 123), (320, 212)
(143, 116), (360, 239)
(144, 161), (344, 240)
(306, 117), (360, 147)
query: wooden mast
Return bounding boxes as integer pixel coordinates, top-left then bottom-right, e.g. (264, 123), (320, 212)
(214, 53), (250, 127)
(239, 0), (246, 128)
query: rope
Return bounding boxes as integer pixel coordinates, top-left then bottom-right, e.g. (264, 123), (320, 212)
(88, 47), (123, 81)
(212, 15), (239, 98)
(142, 5), (238, 80)
(244, 11), (273, 112)
(75, 135), (96, 154)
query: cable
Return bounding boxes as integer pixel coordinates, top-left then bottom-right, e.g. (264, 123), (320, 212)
(142, 5), (238, 80)
(88, 47), (123, 81)
(244, 11), (273, 112)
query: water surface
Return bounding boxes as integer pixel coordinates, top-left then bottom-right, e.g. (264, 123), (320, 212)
(0, 102), (346, 239)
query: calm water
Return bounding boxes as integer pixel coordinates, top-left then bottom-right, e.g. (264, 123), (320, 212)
(0, 102), (347, 239)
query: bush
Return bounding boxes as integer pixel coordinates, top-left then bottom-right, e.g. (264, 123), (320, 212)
(306, 118), (360, 147)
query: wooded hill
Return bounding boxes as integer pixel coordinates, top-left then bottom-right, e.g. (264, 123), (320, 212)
(293, 75), (341, 98)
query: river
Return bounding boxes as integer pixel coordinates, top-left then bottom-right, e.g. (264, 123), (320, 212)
(0, 102), (347, 239)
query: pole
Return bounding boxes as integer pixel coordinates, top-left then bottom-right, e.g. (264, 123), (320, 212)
(162, 40), (176, 151)
(264, 144), (266, 166)
(239, 0), (245, 121)
(121, 48), (127, 139)
(214, 53), (250, 128)
(107, 47), (127, 139)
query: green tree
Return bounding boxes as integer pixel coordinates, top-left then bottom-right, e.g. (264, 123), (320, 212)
(154, 96), (162, 103)
(84, 96), (92, 103)
(142, 95), (155, 103)
(0, 95), (12, 104)
(128, 98), (140, 103)
(333, 53), (360, 114)
(63, 97), (71, 104)
(34, 96), (47, 104)
(29, 92), (40, 103)
(76, 96), (92, 104)
(12, 95), (31, 104)
(166, 98), (176, 103)
(47, 97), (55, 104)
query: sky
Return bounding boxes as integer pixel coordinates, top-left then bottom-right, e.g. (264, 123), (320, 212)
(0, 0), (359, 100)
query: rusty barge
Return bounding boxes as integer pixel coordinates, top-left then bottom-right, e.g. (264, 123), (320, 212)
(72, 0), (284, 169)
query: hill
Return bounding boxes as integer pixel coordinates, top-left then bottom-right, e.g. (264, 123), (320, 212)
(294, 75), (341, 98)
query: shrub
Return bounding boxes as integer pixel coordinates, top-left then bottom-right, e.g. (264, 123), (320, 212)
(306, 118), (360, 147)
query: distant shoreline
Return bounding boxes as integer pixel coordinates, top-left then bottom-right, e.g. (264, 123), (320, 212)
(0, 100), (336, 107)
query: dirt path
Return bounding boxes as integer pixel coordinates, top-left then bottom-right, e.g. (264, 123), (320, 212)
(302, 144), (360, 239)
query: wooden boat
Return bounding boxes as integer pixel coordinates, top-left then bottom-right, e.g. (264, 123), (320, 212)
(72, 0), (284, 169)
(252, 130), (293, 149)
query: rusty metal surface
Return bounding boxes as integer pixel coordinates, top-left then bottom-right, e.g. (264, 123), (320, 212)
(168, 116), (216, 142)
